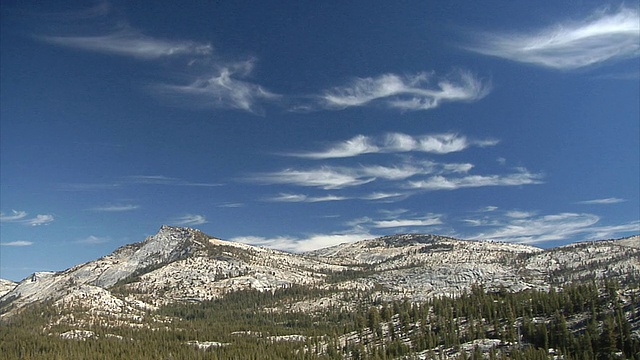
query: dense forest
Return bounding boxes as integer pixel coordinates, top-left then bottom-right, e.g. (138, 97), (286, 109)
(1, 279), (638, 359)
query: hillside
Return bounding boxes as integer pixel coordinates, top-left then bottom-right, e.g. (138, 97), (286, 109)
(1, 226), (638, 359)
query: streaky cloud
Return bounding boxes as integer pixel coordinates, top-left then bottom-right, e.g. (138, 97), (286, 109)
(255, 159), (502, 191)
(577, 197), (627, 205)
(174, 214), (208, 226)
(217, 203), (244, 208)
(41, 28), (213, 60)
(255, 167), (375, 190)
(267, 193), (348, 203)
(289, 133), (498, 159)
(465, 6), (640, 69)
(0, 210), (28, 222)
(0, 241), (33, 247)
(372, 217), (442, 228)
(506, 210), (536, 219)
(320, 69), (490, 111)
(90, 204), (140, 212)
(467, 211), (640, 244)
(154, 62), (280, 113)
(408, 168), (543, 191)
(0, 210), (54, 226)
(360, 192), (409, 201)
(232, 232), (374, 253)
(77, 235), (110, 245)
(127, 175), (222, 187)
(25, 214), (54, 226)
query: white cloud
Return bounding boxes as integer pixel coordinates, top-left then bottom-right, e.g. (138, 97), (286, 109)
(360, 192), (409, 201)
(584, 221), (640, 240)
(289, 133), (498, 159)
(90, 204), (139, 212)
(255, 167), (375, 190)
(232, 232), (374, 253)
(289, 135), (379, 159)
(321, 69), (490, 110)
(174, 214), (208, 226)
(466, 210), (640, 244)
(408, 168), (543, 191)
(41, 28), (213, 60)
(0, 210), (28, 222)
(267, 193), (348, 203)
(0, 210), (54, 226)
(128, 175), (178, 185)
(217, 203), (244, 208)
(351, 211), (443, 230)
(372, 217), (442, 228)
(466, 6), (640, 69)
(506, 210), (536, 219)
(0, 241), (33, 247)
(256, 159), (481, 191)
(154, 61), (280, 113)
(57, 183), (121, 191)
(127, 175), (222, 187)
(25, 215), (54, 226)
(577, 197), (626, 205)
(360, 164), (428, 180)
(77, 236), (110, 245)
(39, 9), (277, 115)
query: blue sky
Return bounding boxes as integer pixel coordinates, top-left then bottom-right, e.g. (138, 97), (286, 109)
(1, 1), (639, 281)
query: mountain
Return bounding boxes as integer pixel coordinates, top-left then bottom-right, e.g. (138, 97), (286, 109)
(2, 226), (637, 321)
(0, 279), (17, 298)
(1, 226), (638, 359)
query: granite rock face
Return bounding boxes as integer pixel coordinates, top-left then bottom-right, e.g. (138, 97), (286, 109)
(1, 226), (638, 325)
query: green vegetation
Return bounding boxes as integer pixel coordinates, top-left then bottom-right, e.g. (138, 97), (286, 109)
(1, 280), (638, 359)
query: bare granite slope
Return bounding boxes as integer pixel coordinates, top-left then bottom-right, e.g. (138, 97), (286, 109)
(1, 226), (638, 326)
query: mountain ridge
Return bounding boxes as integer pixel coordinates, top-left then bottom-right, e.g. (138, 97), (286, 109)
(1, 226), (638, 325)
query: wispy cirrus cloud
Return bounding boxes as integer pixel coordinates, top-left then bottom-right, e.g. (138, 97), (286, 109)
(217, 203), (245, 208)
(24, 215), (55, 226)
(266, 192), (410, 203)
(0, 241), (33, 247)
(254, 163), (425, 190)
(408, 168), (543, 191)
(0, 210), (28, 222)
(288, 133), (498, 159)
(506, 210), (536, 219)
(466, 211), (640, 244)
(153, 60), (280, 113)
(372, 216), (442, 229)
(254, 167), (375, 190)
(90, 204), (140, 212)
(41, 28), (213, 60)
(267, 193), (349, 203)
(465, 6), (640, 69)
(320, 69), (490, 110)
(57, 183), (121, 191)
(37, 4), (278, 114)
(576, 197), (626, 205)
(174, 214), (208, 226)
(255, 159), (540, 197)
(232, 232), (375, 253)
(1, 211), (54, 226)
(127, 175), (222, 187)
(77, 235), (110, 245)
(232, 211), (444, 252)
(360, 192), (409, 202)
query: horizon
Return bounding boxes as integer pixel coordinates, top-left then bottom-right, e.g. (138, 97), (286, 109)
(2, 1), (639, 282)
(1, 224), (638, 283)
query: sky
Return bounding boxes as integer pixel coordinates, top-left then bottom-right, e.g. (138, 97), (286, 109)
(1, 1), (639, 282)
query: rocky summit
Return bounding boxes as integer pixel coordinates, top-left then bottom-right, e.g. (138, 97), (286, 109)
(1, 226), (638, 322)
(1, 227), (639, 359)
